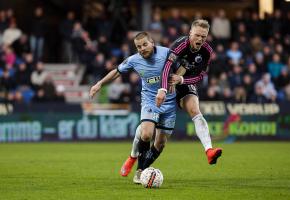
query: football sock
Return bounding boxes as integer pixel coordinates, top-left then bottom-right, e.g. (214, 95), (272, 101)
(192, 114), (212, 151)
(142, 145), (161, 170)
(137, 139), (150, 170)
(130, 124), (141, 158)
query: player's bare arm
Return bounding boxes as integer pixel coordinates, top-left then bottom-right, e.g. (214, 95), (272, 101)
(89, 69), (120, 98)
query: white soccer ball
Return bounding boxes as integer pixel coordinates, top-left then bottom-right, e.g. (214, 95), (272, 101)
(140, 167), (163, 188)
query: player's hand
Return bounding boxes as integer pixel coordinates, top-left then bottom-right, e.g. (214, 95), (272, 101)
(169, 74), (182, 85)
(155, 89), (166, 107)
(89, 82), (102, 99)
(168, 85), (176, 93)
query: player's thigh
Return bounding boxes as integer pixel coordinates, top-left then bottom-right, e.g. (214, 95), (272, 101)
(176, 84), (198, 108)
(156, 110), (176, 135)
(181, 95), (201, 118)
(140, 104), (159, 139)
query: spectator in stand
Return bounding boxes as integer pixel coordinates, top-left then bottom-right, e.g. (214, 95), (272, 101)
(31, 61), (48, 90)
(165, 26), (178, 43)
(0, 10), (8, 33)
(165, 8), (183, 32)
(263, 45), (273, 61)
(270, 10), (283, 37)
(275, 43), (287, 63)
(233, 22), (249, 41)
(251, 35), (264, 54)
(231, 10), (244, 36)
(30, 6), (46, 61)
(14, 62), (31, 87)
(91, 52), (106, 82)
(12, 34), (31, 57)
(248, 12), (264, 37)
(247, 63), (260, 83)
(242, 74), (254, 99)
(59, 10), (76, 63)
(256, 73), (277, 101)
(23, 53), (35, 71)
(204, 86), (221, 101)
(148, 11), (163, 33)
(249, 82), (269, 103)
(119, 43), (131, 62)
(254, 51), (267, 73)
(217, 72), (230, 92)
(2, 46), (16, 67)
(2, 18), (21, 46)
(211, 9), (231, 45)
(226, 41), (243, 66)
(232, 85), (247, 103)
(228, 65), (243, 89)
(283, 84), (290, 101)
(238, 35), (252, 57)
(267, 53), (284, 82)
(38, 75), (57, 102)
(221, 87), (233, 102)
(97, 35), (112, 59)
(0, 68), (15, 91)
(276, 67), (290, 90)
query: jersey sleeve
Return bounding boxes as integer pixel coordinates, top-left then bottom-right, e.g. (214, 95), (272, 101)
(117, 56), (134, 73)
(161, 37), (189, 91)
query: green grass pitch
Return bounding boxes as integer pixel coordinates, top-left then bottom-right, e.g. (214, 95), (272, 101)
(1, 141), (290, 200)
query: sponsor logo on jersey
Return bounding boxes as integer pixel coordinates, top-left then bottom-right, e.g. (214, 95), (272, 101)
(146, 76), (160, 84)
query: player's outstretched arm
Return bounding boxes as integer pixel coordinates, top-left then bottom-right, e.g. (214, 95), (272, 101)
(89, 69), (120, 99)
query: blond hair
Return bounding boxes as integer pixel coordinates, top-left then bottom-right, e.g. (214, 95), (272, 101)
(191, 19), (210, 30)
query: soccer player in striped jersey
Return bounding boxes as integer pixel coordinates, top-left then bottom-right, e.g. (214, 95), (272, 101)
(156, 19), (222, 165)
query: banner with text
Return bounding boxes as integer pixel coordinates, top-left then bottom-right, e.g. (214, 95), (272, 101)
(0, 102), (289, 142)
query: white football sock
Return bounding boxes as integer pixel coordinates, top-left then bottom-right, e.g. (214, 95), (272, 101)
(192, 114), (212, 151)
(130, 124), (141, 158)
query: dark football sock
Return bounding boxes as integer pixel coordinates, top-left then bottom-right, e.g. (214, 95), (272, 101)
(142, 145), (161, 170)
(137, 139), (150, 170)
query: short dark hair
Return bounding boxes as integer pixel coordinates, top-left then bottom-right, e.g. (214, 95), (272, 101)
(191, 19), (210, 30)
(134, 31), (153, 42)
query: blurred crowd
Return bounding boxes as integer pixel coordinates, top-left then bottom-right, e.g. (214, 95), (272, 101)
(0, 7), (65, 103)
(0, 3), (289, 104)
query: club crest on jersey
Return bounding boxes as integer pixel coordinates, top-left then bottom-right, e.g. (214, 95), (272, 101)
(195, 54), (202, 63)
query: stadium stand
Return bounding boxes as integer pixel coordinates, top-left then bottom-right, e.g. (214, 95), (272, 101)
(0, 5), (289, 104)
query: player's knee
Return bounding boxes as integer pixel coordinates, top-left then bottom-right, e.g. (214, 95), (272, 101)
(187, 107), (201, 117)
(141, 130), (153, 141)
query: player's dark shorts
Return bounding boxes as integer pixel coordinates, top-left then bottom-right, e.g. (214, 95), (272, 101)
(175, 84), (198, 108)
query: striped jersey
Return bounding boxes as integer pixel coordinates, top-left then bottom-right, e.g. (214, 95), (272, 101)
(161, 36), (213, 90)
